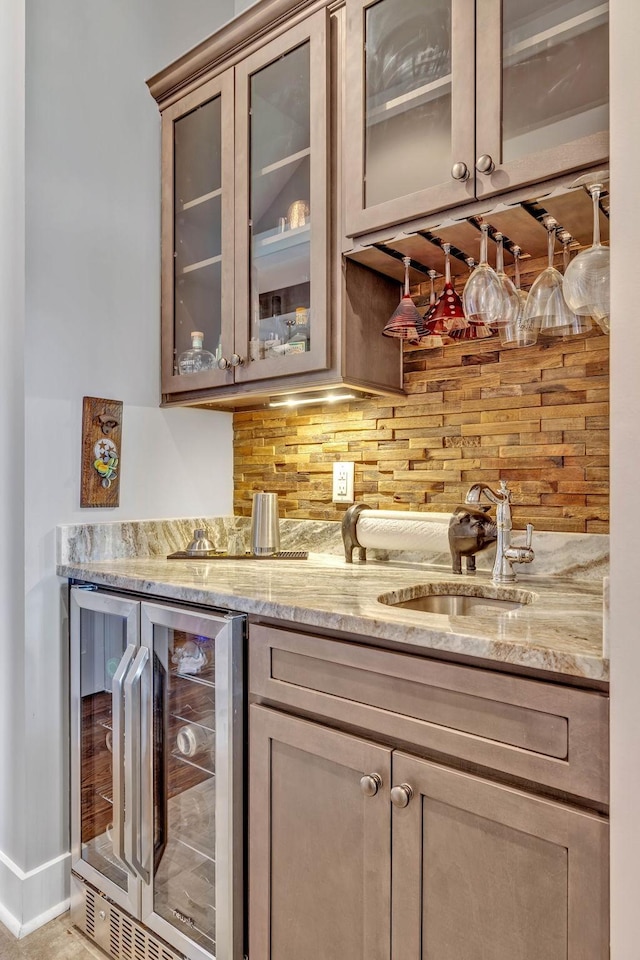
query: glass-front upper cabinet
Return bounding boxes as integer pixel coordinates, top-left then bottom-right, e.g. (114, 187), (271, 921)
(344, 0), (609, 237)
(344, 0), (476, 236)
(160, 71), (235, 394)
(475, 0), (609, 199)
(234, 11), (329, 383)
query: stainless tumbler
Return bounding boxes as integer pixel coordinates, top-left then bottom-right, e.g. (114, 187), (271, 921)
(250, 492), (280, 556)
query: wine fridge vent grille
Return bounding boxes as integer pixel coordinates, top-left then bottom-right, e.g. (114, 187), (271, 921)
(103, 901), (181, 960)
(85, 888), (96, 937)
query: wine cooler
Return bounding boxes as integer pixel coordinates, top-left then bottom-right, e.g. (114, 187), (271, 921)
(69, 586), (245, 960)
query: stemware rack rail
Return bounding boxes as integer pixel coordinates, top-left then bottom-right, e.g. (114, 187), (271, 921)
(346, 174), (610, 288)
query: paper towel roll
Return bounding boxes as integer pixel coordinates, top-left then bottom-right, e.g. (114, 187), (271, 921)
(355, 511), (451, 553)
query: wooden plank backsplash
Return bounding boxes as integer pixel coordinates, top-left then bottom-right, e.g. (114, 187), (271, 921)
(233, 330), (609, 533)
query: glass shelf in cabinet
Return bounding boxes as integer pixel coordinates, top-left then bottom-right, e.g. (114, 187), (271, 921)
(503, 1), (608, 68)
(179, 253), (222, 276)
(252, 225), (310, 292)
(180, 186), (222, 212)
(366, 73), (452, 126)
(254, 146), (310, 179)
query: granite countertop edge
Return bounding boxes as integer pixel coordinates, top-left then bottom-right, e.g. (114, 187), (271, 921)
(57, 556), (608, 684)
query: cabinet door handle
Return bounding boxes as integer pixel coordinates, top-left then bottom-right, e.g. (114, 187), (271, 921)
(475, 154), (496, 174)
(451, 161), (470, 182)
(124, 646), (150, 884)
(390, 783), (414, 808)
(360, 773), (382, 797)
(111, 644), (137, 875)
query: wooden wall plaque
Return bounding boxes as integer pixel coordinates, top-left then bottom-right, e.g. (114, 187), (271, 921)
(80, 397), (123, 508)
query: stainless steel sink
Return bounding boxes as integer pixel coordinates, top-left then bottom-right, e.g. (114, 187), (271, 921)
(378, 583), (535, 617)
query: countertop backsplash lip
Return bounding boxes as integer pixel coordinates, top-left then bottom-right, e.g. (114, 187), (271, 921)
(57, 515), (610, 581)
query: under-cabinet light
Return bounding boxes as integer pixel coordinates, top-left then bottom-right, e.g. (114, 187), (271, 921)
(268, 392), (357, 409)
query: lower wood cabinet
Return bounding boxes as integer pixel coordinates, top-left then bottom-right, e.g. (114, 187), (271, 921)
(391, 751), (609, 960)
(249, 705), (391, 960)
(249, 704), (609, 960)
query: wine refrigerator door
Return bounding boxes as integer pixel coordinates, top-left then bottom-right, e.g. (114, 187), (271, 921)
(140, 602), (245, 960)
(70, 587), (142, 916)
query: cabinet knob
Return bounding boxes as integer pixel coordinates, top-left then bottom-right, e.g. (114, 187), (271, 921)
(217, 356), (230, 370)
(390, 783), (413, 808)
(360, 773), (382, 797)
(475, 154), (496, 174)
(451, 161), (470, 182)
(229, 353), (245, 367)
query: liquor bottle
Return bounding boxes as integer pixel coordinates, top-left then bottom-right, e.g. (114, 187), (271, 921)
(177, 331), (216, 374)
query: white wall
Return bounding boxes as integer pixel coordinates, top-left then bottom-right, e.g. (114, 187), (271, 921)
(610, 2), (640, 956)
(0, 0), (237, 934)
(0, 0), (26, 931)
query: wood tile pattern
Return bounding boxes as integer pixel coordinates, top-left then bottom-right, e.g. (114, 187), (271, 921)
(233, 323), (609, 533)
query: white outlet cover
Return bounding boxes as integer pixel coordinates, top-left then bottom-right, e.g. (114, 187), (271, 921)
(333, 461), (355, 503)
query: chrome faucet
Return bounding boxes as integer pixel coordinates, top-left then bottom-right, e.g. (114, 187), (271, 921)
(465, 480), (534, 583)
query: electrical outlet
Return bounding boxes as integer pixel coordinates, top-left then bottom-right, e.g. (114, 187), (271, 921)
(332, 461), (355, 503)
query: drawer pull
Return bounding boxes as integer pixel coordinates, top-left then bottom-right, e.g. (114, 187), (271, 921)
(360, 773), (382, 797)
(391, 783), (413, 808)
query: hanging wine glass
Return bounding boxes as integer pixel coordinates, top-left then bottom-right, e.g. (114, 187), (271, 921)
(382, 256), (423, 342)
(562, 172), (610, 332)
(542, 237), (592, 338)
(523, 220), (567, 335)
(499, 246), (537, 347)
(419, 269), (446, 349)
(492, 233), (521, 329)
(428, 243), (468, 333)
(451, 258), (493, 340)
(462, 223), (506, 327)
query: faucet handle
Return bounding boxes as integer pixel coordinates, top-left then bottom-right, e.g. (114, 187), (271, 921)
(525, 523), (534, 549)
(498, 479), (512, 501)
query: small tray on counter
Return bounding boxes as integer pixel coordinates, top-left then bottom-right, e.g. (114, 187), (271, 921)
(167, 551), (309, 561)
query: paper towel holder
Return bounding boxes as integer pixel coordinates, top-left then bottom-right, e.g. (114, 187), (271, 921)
(342, 502), (372, 562)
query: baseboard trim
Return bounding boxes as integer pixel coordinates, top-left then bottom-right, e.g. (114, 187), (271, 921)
(0, 898), (21, 938)
(0, 848), (70, 938)
(0, 894), (70, 941)
(19, 898), (70, 938)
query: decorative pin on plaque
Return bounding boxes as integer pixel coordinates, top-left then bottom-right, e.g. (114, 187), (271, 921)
(80, 396), (123, 507)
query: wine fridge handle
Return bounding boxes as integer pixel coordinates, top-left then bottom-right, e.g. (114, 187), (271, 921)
(112, 644), (137, 875)
(124, 646), (150, 884)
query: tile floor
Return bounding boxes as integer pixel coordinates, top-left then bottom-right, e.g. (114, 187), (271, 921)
(0, 912), (103, 960)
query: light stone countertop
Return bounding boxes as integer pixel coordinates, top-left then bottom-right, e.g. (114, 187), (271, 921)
(57, 553), (607, 683)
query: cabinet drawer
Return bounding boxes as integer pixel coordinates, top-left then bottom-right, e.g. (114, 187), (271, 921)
(249, 624), (608, 805)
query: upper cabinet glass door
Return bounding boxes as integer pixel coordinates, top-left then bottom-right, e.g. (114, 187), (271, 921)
(344, 0), (476, 237)
(234, 12), (329, 383)
(475, 0), (609, 197)
(161, 71), (235, 395)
